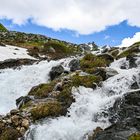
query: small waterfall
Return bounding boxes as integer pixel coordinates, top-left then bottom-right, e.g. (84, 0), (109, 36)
(0, 58), (72, 115)
(25, 58), (140, 140)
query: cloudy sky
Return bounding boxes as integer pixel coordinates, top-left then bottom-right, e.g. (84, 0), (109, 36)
(0, 0), (140, 46)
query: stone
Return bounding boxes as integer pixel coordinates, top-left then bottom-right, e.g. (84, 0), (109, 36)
(49, 65), (64, 80)
(93, 89), (140, 140)
(10, 109), (19, 115)
(16, 96), (32, 109)
(126, 55), (137, 68)
(105, 68), (118, 79)
(21, 119), (29, 129)
(69, 59), (80, 72)
(0, 59), (36, 69)
(11, 115), (21, 126)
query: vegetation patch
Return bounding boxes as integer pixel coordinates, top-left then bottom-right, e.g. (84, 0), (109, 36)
(0, 23), (7, 32)
(71, 74), (102, 88)
(30, 101), (63, 120)
(117, 42), (140, 59)
(80, 53), (108, 74)
(128, 133), (140, 140)
(28, 81), (57, 98)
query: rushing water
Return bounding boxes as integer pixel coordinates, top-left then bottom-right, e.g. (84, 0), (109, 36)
(24, 58), (140, 140)
(0, 56), (139, 140)
(0, 58), (72, 115)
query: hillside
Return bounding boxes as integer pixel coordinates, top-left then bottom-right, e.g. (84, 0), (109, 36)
(0, 23), (7, 31)
(0, 23), (139, 140)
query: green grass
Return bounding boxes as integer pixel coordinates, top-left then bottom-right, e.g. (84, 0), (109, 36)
(31, 101), (63, 120)
(117, 41), (140, 58)
(80, 54), (106, 72)
(128, 133), (140, 140)
(0, 23), (7, 31)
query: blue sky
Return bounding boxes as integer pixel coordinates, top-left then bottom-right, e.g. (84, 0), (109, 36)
(1, 19), (140, 46)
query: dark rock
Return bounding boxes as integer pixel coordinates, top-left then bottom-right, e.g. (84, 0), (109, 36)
(126, 55), (137, 68)
(16, 96), (32, 109)
(0, 42), (6, 47)
(54, 82), (63, 91)
(93, 68), (107, 81)
(105, 68), (118, 79)
(49, 65), (64, 80)
(131, 82), (139, 89)
(0, 59), (36, 69)
(10, 109), (19, 115)
(93, 89), (140, 140)
(69, 59), (80, 71)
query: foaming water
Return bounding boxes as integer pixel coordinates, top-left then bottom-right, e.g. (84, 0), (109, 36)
(25, 59), (140, 140)
(0, 58), (72, 115)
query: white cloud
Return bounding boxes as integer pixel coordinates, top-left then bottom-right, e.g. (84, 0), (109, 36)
(0, 0), (140, 34)
(118, 32), (140, 47)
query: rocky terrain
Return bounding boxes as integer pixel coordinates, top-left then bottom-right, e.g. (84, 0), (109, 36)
(0, 24), (140, 140)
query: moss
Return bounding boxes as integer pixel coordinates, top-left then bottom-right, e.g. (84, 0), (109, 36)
(20, 101), (33, 110)
(0, 127), (21, 140)
(71, 74), (102, 88)
(80, 54), (106, 70)
(56, 82), (74, 108)
(80, 53), (108, 74)
(30, 101), (63, 120)
(117, 42), (140, 59)
(42, 40), (76, 59)
(28, 81), (57, 98)
(128, 133), (140, 140)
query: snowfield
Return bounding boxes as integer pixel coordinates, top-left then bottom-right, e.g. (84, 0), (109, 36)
(0, 45), (35, 61)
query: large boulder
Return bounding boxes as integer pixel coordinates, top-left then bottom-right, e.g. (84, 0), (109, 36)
(105, 68), (118, 79)
(92, 89), (140, 140)
(49, 65), (64, 80)
(126, 55), (137, 68)
(69, 59), (80, 71)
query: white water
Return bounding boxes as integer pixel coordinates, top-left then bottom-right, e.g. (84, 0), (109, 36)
(0, 58), (72, 115)
(25, 58), (140, 140)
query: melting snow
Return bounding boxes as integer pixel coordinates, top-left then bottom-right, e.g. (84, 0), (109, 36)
(0, 45), (35, 61)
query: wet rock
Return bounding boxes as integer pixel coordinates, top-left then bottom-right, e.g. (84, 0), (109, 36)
(10, 109), (19, 115)
(93, 89), (140, 140)
(89, 68), (106, 81)
(54, 82), (63, 91)
(131, 82), (139, 89)
(69, 59), (80, 71)
(0, 58), (36, 69)
(49, 65), (64, 80)
(16, 96), (32, 109)
(105, 68), (118, 79)
(126, 55), (137, 68)
(88, 127), (103, 140)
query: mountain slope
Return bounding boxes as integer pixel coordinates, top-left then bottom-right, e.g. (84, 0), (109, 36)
(0, 23), (7, 31)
